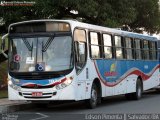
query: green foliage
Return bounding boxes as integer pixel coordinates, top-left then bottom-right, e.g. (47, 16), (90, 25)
(0, 89), (8, 98)
(130, 0), (160, 33)
(0, 61), (8, 84)
(0, 36), (8, 88)
(0, 0), (160, 33)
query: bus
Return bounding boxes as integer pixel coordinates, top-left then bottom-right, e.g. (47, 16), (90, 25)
(158, 40), (160, 61)
(1, 20), (159, 108)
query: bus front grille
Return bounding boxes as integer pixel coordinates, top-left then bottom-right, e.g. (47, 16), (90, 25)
(24, 96), (52, 99)
(21, 85), (54, 89)
(19, 92), (57, 99)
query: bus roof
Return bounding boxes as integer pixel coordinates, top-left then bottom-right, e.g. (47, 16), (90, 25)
(9, 19), (158, 41)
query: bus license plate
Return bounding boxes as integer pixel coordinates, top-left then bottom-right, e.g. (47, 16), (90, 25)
(32, 92), (43, 97)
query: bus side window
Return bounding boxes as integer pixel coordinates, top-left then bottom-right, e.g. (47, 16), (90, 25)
(125, 37), (133, 60)
(135, 39), (142, 60)
(143, 40), (149, 60)
(74, 29), (87, 73)
(103, 34), (113, 59)
(150, 41), (157, 60)
(114, 35), (123, 59)
(89, 32), (101, 59)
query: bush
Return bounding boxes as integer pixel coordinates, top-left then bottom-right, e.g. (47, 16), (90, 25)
(0, 61), (8, 90)
(0, 35), (8, 90)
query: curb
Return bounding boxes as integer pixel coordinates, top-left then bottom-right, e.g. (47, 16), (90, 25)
(0, 102), (35, 113)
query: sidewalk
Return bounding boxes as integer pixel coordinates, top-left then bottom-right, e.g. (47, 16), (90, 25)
(0, 98), (33, 113)
(0, 98), (28, 106)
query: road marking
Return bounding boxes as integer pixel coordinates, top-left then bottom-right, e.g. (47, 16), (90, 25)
(30, 113), (49, 120)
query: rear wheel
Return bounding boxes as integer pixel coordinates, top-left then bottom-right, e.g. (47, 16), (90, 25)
(133, 79), (143, 100)
(125, 79), (143, 100)
(85, 84), (98, 109)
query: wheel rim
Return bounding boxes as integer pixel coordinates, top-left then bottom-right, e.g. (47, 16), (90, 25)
(91, 88), (97, 105)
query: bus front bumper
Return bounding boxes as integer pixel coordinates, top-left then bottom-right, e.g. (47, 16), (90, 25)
(8, 84), (76, 101)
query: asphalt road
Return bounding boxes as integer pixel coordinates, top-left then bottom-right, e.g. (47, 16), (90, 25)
(2, 90), (160, 120)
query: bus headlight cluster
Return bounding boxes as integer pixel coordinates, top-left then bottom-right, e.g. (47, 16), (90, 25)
(55, 77), (73, 90)
(8, 78), (21, 91)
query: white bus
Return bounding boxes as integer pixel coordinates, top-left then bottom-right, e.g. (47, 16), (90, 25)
(1, 20), (159, 108)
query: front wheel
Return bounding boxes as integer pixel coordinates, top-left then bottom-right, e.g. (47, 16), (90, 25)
(85, 84), (98, 109)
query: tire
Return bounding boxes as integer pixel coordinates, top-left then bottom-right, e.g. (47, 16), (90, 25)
(133, 79), (143, 100)
(132, 79), (143, 100)
(85, 84), (98, 109)
(125, 79), (143, 100)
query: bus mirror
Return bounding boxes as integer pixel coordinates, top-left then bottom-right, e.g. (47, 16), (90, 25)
(1, 33), (8, 58)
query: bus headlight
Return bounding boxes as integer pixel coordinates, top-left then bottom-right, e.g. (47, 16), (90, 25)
(8, 78), (21, 91)
(8, 79), (12, 85)
(64, 78), (72, 85)
(55, 77), (73, 90)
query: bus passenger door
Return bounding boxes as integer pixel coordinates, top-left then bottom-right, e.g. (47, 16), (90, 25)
(75, 41), (88, 100)
(74, 29), (88, 100)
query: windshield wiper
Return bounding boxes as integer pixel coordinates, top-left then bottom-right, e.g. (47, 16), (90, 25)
(22, 38), (33, 57)
(22, 38), (33, 51)
(41, 35), (55, 62)
(42, 35), (55, 52)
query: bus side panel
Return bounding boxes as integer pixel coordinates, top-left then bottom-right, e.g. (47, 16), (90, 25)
(143, 68), (159, 90)
(88, 60), (107, 98)
(94, 60), (159, 96)
(126, 75), (137, 93)
(113, 60), (127, 95)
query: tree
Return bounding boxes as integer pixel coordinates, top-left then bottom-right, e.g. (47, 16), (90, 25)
(0, 0), (160, 34)
(129, 0), (160, 34)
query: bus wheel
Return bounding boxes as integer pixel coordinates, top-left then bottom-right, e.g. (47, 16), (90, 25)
(132, 79), (143, 100)
(125, 79), (143, 100)
(85, 83), (98, 109)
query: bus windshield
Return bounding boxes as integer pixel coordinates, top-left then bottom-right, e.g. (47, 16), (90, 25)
(9, 35), (73, 73)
